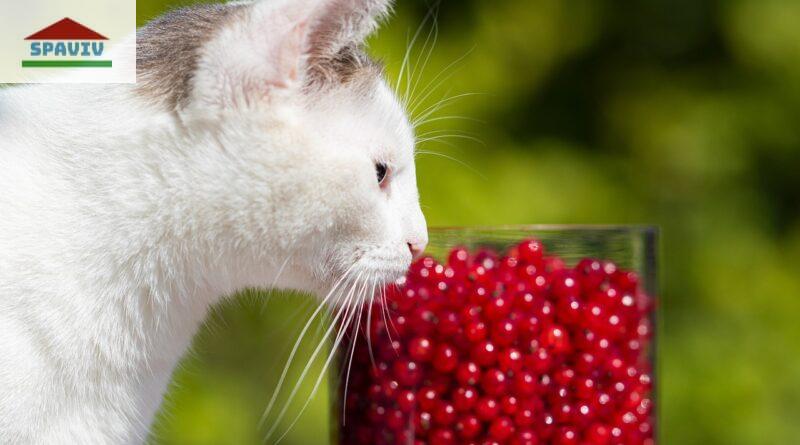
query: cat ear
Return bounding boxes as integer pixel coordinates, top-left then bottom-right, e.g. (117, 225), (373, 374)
(307, 0), (394, 59)
(191, 0), (393, 108)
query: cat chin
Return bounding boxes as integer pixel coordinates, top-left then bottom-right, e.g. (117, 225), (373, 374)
(349, 250), (411, 282)
(320, 263), (408, 288)
(311, 253), (411, 300)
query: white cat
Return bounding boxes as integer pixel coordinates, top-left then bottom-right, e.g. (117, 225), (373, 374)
(0, 0), (427, 443)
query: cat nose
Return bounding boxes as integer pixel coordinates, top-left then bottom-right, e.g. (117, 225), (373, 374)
(408, 241), (426, 260)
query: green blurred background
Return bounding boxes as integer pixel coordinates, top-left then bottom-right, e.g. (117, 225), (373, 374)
(136, 0), (800, 444)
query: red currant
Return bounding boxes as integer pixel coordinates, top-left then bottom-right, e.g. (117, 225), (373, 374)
(342, 242), (654, 444)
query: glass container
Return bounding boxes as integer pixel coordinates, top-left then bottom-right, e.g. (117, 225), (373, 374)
(338, 225), (658, 445)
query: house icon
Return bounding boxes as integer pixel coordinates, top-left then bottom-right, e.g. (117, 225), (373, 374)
(22, 18), (111, 68)
(25, 18), (107, 41)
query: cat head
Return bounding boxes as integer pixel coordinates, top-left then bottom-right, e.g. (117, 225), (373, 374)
(137, 0), (427, 296)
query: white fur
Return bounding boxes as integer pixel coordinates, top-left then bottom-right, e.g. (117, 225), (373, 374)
(0, 0), (426, 443)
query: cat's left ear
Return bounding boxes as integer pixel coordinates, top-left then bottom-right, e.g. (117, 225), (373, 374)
(191, 0), (393, 109)
(306, 0), (394, 60)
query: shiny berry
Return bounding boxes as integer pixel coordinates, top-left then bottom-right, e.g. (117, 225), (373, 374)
(472, 341), (498, 366)
(488, 416), (515, 441)
(455, 414), (482, 439)
(417, 387), (438, 411)
(498, 347), (523, 373)
(429, 428), (455, 445)
(432, 401), (456, 426)
(455, 361), (481, 386)
(465, 321), (488, 342)
(542, 325), (571, 353)
(484, 296), (512, 321)
(453, 386), (478, 411)
(586, 423), (611, 444)
(517, 239), (544, 263)
(513, 371), (537, 396)
(481, 368), (508, 396)
(491, 319), (517, 346)
(393, 359), (421, 386)
(501, 395), (519, 415)
(555, 426), (579, 445)
(512, 429), (539, 445)
(550, 270), (580, 297)
(407, 336), (433, 362)
(432, 344), (458, 373)
(476, 397), (500, 421)
(396, 390), (416, 412)
(448, 247), (470, 271)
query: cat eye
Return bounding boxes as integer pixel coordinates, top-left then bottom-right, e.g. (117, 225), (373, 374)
(375, 162), (389, 186)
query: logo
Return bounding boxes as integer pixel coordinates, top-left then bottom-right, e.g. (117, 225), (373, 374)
(23, 18), (111, 68)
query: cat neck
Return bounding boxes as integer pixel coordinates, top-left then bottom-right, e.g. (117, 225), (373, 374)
(1, 83), (303, 383)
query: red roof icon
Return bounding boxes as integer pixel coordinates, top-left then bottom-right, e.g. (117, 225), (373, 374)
(25, 18), (108, 40)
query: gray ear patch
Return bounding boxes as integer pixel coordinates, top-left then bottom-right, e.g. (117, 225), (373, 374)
(305, 0), (392, 88)
(135, 1), (386, 109)
(305, 44), (381, 90)
(135, 3), (247, 109)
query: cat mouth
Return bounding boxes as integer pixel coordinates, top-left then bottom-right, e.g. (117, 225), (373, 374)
(354, 252), (411, 284)
(321, 251), (411, 300)
(338, 262), (408, 288)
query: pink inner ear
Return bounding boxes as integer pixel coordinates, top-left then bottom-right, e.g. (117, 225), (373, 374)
(286, 21), (308, 83)
(306, 0), (394, 58)
(264, 21), (308, 90)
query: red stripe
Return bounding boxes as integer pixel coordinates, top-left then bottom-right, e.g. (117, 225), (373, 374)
(25, 18), (108, 40)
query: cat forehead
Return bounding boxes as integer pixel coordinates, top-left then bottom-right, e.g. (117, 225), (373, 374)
(135, 3), (382, 109)
(308, 79), (415, 160)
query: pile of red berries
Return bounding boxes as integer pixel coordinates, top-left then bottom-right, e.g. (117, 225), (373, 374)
(340, 240), (654, 445)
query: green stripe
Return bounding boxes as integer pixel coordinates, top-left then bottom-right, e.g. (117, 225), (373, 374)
(21, 60), (112, 68)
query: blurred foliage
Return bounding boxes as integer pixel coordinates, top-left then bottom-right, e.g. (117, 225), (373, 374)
(136, 0), (800, 444)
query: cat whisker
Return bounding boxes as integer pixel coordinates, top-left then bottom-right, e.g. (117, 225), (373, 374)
(406, 4), (440, 109)
(414, 149), (488, 180)
(421, 137), (459, 150)
(364, 279), (377, 371)
(264, 273), (360, 442)
(417, 134), (485, 146)
(259, 248), (296, 316)
(415, 128), (481, 139)
(408, 46), (475, 118)
(258, 263), (356, 428)
(262, 293), (318, 360)
(269, 273), (366, 444)
(414, 114), (484, 127)
(412, 92), (483, 128)
(396, 6), (437, 103)
(379, 283), (397, 351)
(341, 274), (372, 425)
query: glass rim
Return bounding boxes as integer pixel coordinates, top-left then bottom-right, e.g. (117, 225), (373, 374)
(429, 224), (659, 234)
